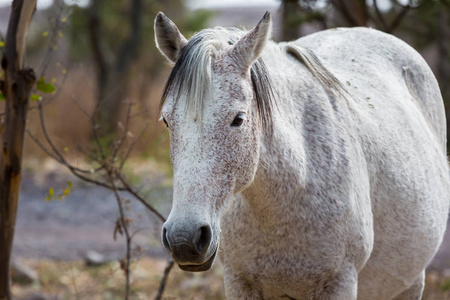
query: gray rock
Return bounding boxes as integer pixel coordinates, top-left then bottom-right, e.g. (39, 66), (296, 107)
(84, 250), (106, 266)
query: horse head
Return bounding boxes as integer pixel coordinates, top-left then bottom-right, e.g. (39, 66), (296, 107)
(154, 12), (273, 271)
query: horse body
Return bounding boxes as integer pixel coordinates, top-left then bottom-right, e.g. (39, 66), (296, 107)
(219, 27), (449, 299)
(154, 13), (449, 300)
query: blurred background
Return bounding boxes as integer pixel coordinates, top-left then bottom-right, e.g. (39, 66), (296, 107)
(1, 0), (450, 299)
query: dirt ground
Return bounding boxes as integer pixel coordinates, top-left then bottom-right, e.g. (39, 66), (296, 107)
(14, 158), (171, 262)
(11, 159), (450, 299)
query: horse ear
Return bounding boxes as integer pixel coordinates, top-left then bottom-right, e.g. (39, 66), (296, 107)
(231, 11), (272, 71)
(154, 12), (188, 63)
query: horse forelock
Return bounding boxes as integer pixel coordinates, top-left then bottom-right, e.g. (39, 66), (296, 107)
(159, 27), (275, 135)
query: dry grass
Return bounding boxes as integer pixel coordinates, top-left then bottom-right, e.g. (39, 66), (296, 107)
(423, 270), (450, 300)
(11, 258), (450, 300)
(12, 258), (225, 300)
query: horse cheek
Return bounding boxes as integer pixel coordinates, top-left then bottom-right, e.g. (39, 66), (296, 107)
(235, 125), (260, 193)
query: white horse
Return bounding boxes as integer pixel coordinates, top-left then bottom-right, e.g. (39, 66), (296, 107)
(154, 11), (449, 300)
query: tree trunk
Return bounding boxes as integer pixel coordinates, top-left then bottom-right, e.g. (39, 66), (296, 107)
(282, 0), (301, 41)
(97, 70), (128, 137)
(88, 0), (142, 138)
(331, 0), (368, 27)
(0, 1), (36, 299)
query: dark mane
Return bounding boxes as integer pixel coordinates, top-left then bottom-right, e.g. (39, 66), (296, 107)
(159, 27), (275, 134)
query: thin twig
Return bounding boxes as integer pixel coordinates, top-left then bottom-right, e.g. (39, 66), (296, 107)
(117, 173), (166, 223)
(387, 4), (411, 33)
(26, 129), (65, 163)
(108, 172), (131, 300)
(154, 259), (174, 300)
(38, 0), (66, 78)
(372, 0), (388, 31)
(71, 95), (91, 119)
(91, 92), (108, 162)
(112, 100), (133, 159)
(38, 101), (64, 161)
(119, 118), (150, 171)
(40, 61), (71, 105)
(36, 102), (103, 174)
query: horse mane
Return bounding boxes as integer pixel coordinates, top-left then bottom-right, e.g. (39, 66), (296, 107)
(284, 44), (350, 103)
(160, 27), (275, 134)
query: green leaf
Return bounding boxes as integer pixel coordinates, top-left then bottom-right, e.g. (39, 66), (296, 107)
(30, 94), (42, 101)
(67, 181), (73, 188)
(0, 93), (4, 101)
(0, 41), (4, 47)
(36, 78), (55, 93)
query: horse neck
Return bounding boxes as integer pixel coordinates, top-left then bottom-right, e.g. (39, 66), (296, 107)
(240, 116), (308, 226)
(239, 45), (347, 227)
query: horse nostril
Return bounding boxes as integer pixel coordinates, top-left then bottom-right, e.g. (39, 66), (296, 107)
(162, 227), (172, 253)
(195, 225), (212, 254)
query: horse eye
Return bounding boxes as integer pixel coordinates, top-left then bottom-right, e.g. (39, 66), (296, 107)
(231, 112), (246, 127)
(163, 117), (169, 128)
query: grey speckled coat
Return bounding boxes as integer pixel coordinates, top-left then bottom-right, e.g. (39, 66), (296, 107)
(154, 12), (449, 300)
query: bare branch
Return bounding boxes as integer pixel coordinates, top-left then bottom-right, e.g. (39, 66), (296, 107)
(71, 170), (118, 189)
(70, 95), (91, 119)
(91, 95), (108, 162)
(26, 129), (65, 163)
(40, 61), (71, 105)
(372, 0), (388, 31)
(154, 259), (174, 300)
(112, 100), (133, 159)
(386, 2), (413, 33)
(330, 0), (361, 26)
(32, 102), (107, 175)
(38, 0), (66, 78)
(117, 174), (166, 223)
(32, 102), (165, 225)
(119, 118), (150, 171)
(38, 101), (67, 161)
(108, 172), (132, 300)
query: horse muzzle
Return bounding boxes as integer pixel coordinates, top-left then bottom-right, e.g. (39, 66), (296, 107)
(162, 222), (218, 272)
(177, 245), (218, 272)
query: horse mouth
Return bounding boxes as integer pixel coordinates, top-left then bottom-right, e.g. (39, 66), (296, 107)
(177, 246), (218, 272)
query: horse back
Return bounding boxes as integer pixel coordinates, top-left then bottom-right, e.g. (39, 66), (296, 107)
(295, 27), (446, 149)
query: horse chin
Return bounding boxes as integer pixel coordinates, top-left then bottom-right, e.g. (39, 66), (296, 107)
(177, 246), (218, 272)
